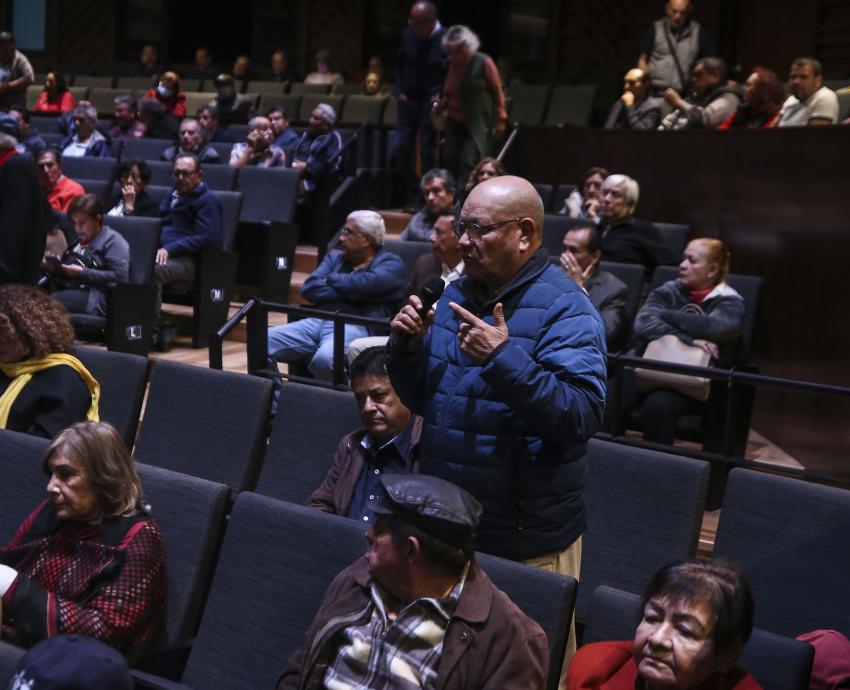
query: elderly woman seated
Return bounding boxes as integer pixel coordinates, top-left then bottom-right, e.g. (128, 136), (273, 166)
(0, 421), (167, 658)
(0, 285), (99, 439)
(631, 238), (745, 445)
(43, 193), (130, 318)
(568, 558), (761, 689)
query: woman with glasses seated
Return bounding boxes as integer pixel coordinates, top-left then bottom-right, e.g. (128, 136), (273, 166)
(568, 558), (761, 689)
(106, 159), (159, 218)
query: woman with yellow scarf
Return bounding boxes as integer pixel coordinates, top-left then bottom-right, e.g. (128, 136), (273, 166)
(0, 284), (99, 438)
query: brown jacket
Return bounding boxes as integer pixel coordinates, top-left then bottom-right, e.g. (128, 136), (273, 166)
(277, 556), (549, 690)
(308, 417), (423, 516)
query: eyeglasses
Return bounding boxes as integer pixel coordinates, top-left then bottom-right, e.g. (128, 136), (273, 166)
(454, 217), (523, 240)
(172, 169), (197, 178)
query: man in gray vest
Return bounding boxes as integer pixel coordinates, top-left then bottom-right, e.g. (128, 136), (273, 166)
(638, 0), (715, 95)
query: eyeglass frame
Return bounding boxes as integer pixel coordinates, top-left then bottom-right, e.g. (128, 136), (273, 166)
(453, 216), (524, 241)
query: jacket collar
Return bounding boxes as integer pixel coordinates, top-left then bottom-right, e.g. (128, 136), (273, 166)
(458, 248), (549, 311)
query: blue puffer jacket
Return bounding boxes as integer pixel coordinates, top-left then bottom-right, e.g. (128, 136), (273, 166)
(388, 250), (607, 560)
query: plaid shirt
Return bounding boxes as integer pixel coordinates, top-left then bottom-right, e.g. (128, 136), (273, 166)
(322, 565), (469, 689)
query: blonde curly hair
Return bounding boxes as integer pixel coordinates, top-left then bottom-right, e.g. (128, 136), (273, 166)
(0, 284), (75, 360)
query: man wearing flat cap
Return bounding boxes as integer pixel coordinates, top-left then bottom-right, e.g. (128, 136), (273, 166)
(278, 474), (548, 690)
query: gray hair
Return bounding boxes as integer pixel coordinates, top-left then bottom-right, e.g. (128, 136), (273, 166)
(347, 210), (385, 247)
(442, 25), (480, 54)
(315, 103), (337, 125)
(113, 95), (137, 112)
(421, 168), (456, 192)
(603, 174), (640, 211)
(791, 56), (823, 77)
(73, 104), (97, 123)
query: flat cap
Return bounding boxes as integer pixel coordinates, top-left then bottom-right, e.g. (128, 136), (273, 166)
(369, 474), (482, 548)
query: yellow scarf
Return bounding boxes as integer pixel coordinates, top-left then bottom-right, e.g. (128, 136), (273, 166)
(0, 353), (100, 428)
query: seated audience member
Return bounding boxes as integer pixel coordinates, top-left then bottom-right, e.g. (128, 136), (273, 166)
(637, 0), (715, 95)
(153, 153), (223, 351)
(267, 210), (406, 382)
(599, 174), (678, 278)
(568, 558), (760, 690)
(7, 635), (133, 689)
(400, 168), (457, 241)
(605, 68), (663, 129)
(778, 57), (839, 127)
(228, 115), (285, 168)
(138, 97), (178, 141)
(162, 117), (220, 164)
(60, 104), (112, 158)
(0, 421), (167, 655)
(190, 46), (217, 82)
(0, 285), (99, 438)
(209, 74), (253, 122)
(43, 194), (129, 318)
(718, 67), (786, 129)
(232, 54), (253, 92)
(270, 49), (300, 83)
(304, 48), (344, 87)
(107, 159), (159, 217)
(134, 44), (162, 78)
(561, 224), (629, 350)
(197, 104), (233, 143)
(144, 70), (186, 118)
(36, 148), (85, 213)
(560, 165), (609, 220)
(279, 473), (548, 690)
(290, 103), (343, 193)
(32, 71), (75, 113)
(267, 106), (299, 160)
(0, 31), (34, 110)
(109, 96), (146, 141)
(631, 238), (744, 444)
(362, 71), (390, 97)
(459, 156), (505, 204)
(309, 347), (420, 519)
(659, 57), (740, 130)
(9, 107), (46, 157)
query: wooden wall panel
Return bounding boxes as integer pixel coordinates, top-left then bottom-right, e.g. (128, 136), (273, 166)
(53, 0), (115, 72)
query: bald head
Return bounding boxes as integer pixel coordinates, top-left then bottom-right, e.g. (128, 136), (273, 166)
(464, 175), (544, 248)
(410, 2), (438, 38)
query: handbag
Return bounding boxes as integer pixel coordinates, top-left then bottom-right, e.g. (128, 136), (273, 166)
(635, 334), (712, 402)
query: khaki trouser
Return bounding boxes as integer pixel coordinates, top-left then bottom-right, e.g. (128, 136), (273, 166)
(522, 536), (582, 690)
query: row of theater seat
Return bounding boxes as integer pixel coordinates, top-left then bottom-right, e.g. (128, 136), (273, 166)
(1, 352), (845, 687)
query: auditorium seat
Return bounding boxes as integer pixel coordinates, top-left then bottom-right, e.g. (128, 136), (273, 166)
(254, 383), (361, 504)
(582, 585), (814, 690)
(144, 160), (176, 186)
(541, 213), (595, 256)
(25, 83), (42, 110)
(0, 641), (24, 686)
(68, 85), (88, 104)
(534, 182), (554, 211)
(29, 115), (58, 133)
(577, 439), (708, 622)
(506, 84), (550, 125)
(599, 260), (646, 332)
(289, 81), (332, 95)
(382, 95), (397, 126)
(0, 429), (51, 544)
(76, 345), (149, 447)
(332, 82), (363, 96)
(72, 74), (114, 89)
(88, 87), (132, 116)
(133, 361), (272, 492)
(237, 167), (301, 223)
(78, 178), (111, 201)
(131, 493), (577, 690)
(652, 222), (690, 260)
(205, 145), (234, 168)
(713, 468), (850, 640)
(544, 85), (597, 127)
(226, 122), (249, 141)
(122, 138), (173, 162)
(298, 93), (344, 122)
(383, 238), (433, 278)
(60, 156), (116, 181)
(183, 92), (216, 115)
(117, 75), (156, 91)
(136, 464), (229, 644)
(339, 94), (386, 124)
(552, 183), (577, 213)
(70, 215), (160, 356)
(246, 80), (285, 95)
(257, 92), (301, 118)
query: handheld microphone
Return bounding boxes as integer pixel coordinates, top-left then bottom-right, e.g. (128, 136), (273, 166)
(393, 277), (445, 355)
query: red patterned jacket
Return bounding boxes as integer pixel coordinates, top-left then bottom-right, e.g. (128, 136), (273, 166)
(0, 499), (167, 657)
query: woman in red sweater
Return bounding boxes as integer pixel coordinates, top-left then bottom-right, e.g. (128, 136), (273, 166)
(32, 71), (75, 114)
(569, 559), (762, 690)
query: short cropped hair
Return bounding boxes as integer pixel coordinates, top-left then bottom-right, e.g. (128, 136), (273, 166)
(421, 168), (456, 192)
(696, 56), (727, 81)
(604, 174), (640, 211)
(174, 151), (202, 173)
(642, 558), (754, 655)
(791, 57), (823, 77)
(73, 103), (98, 124)
(113, 95), (137, 113)
(347, 209), (385, 247)
(349, 347), (389, 386)
(442, 25), (481, 54)
(67, 193), (103, 219)
(43, 422), (144, 520)
(569, 224), (603, 254)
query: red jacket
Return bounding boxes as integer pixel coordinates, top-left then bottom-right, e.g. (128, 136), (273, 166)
(33, 91), (75, 113)
(144, 88), (186, 117)
(567, 641), (762, 690)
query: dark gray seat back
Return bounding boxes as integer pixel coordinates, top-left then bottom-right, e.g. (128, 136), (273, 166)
(578, 439), (709, 621)
(106, 215), (161, 284)
(133, 361), (272, 492)
(122, 138), (173, 162)
(255, 383), (361, 504)
(0, 429), (50, 546)
(61, 156), (116, 181)
(0, 641), (25, 687)
(583, 585), (814, 690)
(237, 167), (301, 223)
(383, 238), (432, 281)
(714, 468), (850, 639)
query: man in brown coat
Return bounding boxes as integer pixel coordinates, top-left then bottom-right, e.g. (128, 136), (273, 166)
(279, 473), (549, 690)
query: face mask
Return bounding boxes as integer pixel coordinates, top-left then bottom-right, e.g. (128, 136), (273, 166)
(156, 84), (173, 99)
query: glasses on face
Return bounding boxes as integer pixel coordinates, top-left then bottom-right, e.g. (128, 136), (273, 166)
(173, 169), (197, 178)
(454, 217), (522, 241)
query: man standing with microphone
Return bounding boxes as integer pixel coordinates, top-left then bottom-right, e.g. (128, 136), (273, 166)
(387, 175), (607, 672)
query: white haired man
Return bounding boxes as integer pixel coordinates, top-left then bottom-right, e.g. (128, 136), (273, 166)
(291, 103), (343, 192)
(267, 210), (408, 382)
(598, 174), (678, 278)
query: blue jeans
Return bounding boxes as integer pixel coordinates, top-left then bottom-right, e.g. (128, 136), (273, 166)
(267, 318), (370, 383)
